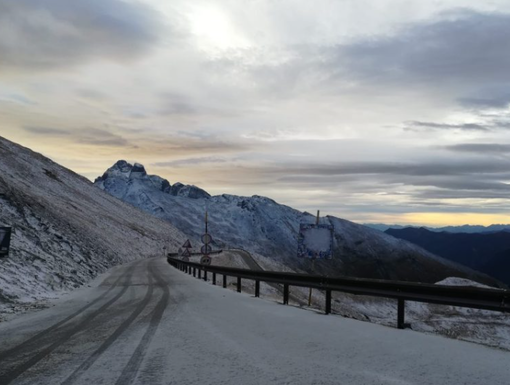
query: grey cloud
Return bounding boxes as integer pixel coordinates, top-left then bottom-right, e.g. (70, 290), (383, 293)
(267, 161), (510, 177)
(222, 10), (510, 105)
(413, 189), (510, 201)
(23, 126), (128, 147)
(153, 156), (230, 168)
(219, 159), (510, 205)
(337, 11), (510, 87)
(460, 95), (510, 109)
(76, 89), (108, 101)
(445, 143), (510, 155)
(0, 0), (163, 72)
(403, 177), (510, 191)
(24, 126), (71, 136)
(458, 85), (510, 109)
(76, 128), (129, 147)
(1, 93), (37, 106)
(404, 121), (490, 132)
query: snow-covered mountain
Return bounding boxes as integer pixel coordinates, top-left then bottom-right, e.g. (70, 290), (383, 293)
(95, 161), (501, 286)
(0, 137), (186, 314)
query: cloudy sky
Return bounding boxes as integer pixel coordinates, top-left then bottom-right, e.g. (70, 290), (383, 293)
(1, 0), (510, 226)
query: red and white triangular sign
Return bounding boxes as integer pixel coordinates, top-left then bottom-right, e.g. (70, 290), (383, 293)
(182, 239), (192, 249)
(182, 248), (191, 257)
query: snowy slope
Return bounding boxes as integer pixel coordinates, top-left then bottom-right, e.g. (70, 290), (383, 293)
(95, 161), (501, 286)
(0, 137), (186, 314)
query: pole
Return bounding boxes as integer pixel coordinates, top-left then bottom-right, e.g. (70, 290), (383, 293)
(308, 210), (320, 307)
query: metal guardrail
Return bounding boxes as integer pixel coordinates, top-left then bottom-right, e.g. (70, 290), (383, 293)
(167, 257), (510, 329)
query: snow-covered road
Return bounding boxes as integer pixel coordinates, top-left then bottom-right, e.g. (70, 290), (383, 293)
(0, 257), (508, 385)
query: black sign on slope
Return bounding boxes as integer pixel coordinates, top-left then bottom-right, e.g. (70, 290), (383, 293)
(182, 239), (192, 249)
(0, 227), (12, 258)
(201, 244), (212, 255)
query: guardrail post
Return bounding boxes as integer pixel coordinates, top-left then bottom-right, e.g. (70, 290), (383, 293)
(237, 277), (242, 292)
(283, 284), (289, 305)
(255, 280), (260, 297)
(198, 269), (202, 279)
(212, 272), (216, 285)
(204, 270), (208, 282)
(223, 274), (227, 288)
(397, 298), (405, 329)
(325, 289), (332, 315)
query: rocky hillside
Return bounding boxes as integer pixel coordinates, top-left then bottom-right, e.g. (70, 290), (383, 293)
(95, 161), (502, 286)
(0, 137), (186, 312)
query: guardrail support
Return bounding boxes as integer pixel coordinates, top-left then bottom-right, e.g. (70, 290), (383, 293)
(255, 280), (260, 297)
(198, 269), (202, 279)
(193, 267), (196, 277)
(237, 277), (242, 292)
(213, 272), (216, 285)
(223, 274), (227, 288)
(204, 270), (208, 282)
(283, 284), (289, 305)
(325, 289), (332, 314)
(397, 298), (405, 329)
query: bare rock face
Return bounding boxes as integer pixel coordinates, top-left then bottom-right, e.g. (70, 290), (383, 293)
(95, 161), (209, 199)
(0, 137), (186, 311)
(94, 162), (503, 287)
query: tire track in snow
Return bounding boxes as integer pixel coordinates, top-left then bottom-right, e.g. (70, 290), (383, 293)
(0, 264), (131, 363)
(114, 261), (170, 385)
(0, 261), (139, 385)
(61, 261), (157, 385)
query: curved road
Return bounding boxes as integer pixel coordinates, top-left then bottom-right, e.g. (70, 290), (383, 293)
(0, 257), (508, 385)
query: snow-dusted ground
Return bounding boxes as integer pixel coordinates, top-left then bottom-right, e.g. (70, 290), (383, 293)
(204, 250), (510, 351)
(0, 257), (508, 385)
(0, 137), (186, 315)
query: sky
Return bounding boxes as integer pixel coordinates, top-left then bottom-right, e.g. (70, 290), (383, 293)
(1, 0), (510, 226)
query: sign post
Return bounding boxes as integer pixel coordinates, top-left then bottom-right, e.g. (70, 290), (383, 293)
(200, 211), (212, 266)
(0, 227), (12, 258)
(309, 211), (319, 306)
(181, 240), (192, 262)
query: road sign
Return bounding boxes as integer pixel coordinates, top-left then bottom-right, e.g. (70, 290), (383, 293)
(0, 227), (12, 258)
(201, 244), (212, 255)
(201, 233), (212, 244)
(182, 239), (192, 249)
(297, 223), (334, 259)
(178, 247), (183, 256)
(200, 255), (212, 266)
(182, 248), (191, 258)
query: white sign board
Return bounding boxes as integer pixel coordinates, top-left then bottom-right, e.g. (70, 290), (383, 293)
(297, 224), (334, 259)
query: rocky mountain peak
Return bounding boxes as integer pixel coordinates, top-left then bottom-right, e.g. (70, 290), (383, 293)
(94, 161), (210, 199)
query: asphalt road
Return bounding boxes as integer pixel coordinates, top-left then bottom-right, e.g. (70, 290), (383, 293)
(0, 257), (508, 385)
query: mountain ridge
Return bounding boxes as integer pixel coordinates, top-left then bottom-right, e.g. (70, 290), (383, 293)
(95, 160), (503, 286)
(366, 223), (510, 233)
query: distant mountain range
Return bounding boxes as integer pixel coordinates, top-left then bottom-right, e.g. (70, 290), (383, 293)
(385, 227), (510, 285)
(94, 160), (502, 286)
(365, 223), (510, 233)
